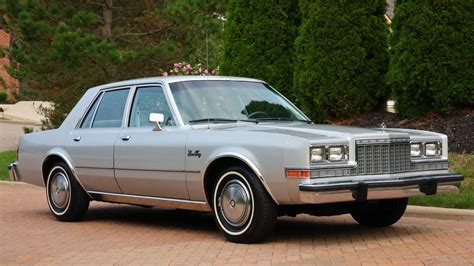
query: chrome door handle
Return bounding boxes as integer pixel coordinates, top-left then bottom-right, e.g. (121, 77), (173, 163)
(121, 135), (131, 141)
(73, 136), (81, 142)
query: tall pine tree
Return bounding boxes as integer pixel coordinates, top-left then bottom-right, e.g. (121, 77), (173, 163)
(294, 0), (389, 122)
(222, 0), (299, 99)
(3, 0), (226, 128)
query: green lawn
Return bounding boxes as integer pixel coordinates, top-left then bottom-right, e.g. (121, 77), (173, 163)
(0, 150), (16, 181)
(0, 149), (472, 209)
(409, 153), (474, 209)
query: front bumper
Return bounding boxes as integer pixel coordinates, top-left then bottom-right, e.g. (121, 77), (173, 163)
(7, 162), (19, 181)
(299, 173), (463, 204)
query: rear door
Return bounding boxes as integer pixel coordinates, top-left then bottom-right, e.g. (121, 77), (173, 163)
(67, 87), (130, 193)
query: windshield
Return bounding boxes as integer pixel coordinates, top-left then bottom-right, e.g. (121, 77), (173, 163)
(169, 80), (309, 124)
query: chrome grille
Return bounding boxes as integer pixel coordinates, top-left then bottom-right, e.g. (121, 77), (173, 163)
(350, 139), (411, 175)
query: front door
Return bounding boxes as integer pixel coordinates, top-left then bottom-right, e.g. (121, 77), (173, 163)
(68, 88), (130, 193)
(114, 85), (189, 199)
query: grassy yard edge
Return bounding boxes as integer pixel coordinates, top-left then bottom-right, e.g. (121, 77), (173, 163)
(0, 150), (16, 181)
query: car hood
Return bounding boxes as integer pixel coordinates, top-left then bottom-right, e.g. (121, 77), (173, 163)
(200, 122), (442, 143)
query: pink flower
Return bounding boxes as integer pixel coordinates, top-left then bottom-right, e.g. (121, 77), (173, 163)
(203, 69), (209, 75)
(174, 63), (180, 68)
(184, 64), (192, 72)
(162, 71), (168, 76)
(173, 67), (179, 73)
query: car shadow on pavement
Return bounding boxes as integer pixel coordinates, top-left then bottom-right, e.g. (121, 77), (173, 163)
(84, 204), (219, 233)
(270, 217), (423, 243)
(72, 204), (425, 243)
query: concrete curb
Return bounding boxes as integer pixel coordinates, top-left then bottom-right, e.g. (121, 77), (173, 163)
(0, 119), (41, 126)
(406, 205), (474, 221)
(0, 180), (43, 190)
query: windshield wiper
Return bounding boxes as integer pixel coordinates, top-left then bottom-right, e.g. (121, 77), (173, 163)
(255, 117), (312, 124)
(189, 118), (258, 124)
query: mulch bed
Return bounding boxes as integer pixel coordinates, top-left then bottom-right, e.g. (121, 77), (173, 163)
(333, 108), (473, 154)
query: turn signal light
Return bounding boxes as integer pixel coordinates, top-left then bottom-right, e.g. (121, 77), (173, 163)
(286, 169), (310, 179)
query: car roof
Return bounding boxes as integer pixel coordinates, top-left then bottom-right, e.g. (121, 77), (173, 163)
(88, 76), (264, 93)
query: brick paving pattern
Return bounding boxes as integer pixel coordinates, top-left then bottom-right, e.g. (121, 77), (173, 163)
(1, 184), (473, 264)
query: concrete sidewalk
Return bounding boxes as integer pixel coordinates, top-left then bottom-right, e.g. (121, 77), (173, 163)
(0, 101), (51, 125)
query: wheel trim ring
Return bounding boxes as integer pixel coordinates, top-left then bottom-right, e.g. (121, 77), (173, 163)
(213, 171), (255, 236)
(46, 166), (72, 216)
(219, 179), (252, 227)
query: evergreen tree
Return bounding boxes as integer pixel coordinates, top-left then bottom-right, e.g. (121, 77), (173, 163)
(3, 0), (226, 128)
(388, 0), (474, 118)
(294, 0), (389, 122)
(222, 0), (299, 99)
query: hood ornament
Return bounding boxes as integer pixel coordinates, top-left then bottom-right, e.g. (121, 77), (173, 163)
(380, 122), (386, 129)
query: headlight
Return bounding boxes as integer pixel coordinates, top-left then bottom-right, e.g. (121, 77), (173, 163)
(311, 147), (325, 163)
(425, 142), (441, 157)
(410, 143), (422, 157)
(411, 141), (442, 158)
(328, 146), (346, 161)
(311, 145), (348, 163)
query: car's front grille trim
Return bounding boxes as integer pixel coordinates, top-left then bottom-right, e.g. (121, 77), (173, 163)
(350, 138), (411, 175)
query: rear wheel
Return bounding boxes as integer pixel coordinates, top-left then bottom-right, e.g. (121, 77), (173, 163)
(213, 166), (277, 243)
(351, 198), (408, 227)
(46, 162), (90, 221)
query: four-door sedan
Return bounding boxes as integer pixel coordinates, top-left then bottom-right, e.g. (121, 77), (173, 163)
(8, 76), (463, 243)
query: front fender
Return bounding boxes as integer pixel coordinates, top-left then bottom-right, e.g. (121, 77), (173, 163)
(202, 149), (279, 204)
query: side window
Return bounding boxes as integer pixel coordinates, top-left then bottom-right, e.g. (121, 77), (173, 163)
(80, 92), (102, 128)
(91, 89), (130, 128)
(129, 86), (175, 127)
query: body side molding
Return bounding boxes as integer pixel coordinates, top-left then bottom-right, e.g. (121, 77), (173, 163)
(89, 191), (212, 212)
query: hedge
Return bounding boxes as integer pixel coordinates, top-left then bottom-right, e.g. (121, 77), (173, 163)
(293, 0), (389, 122)
(221, 0), (299, 99)
(389, 0), (474, 118)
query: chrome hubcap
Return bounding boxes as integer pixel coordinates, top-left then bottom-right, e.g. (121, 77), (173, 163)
(219, 179), (252, 227)
(50, 172), (70, 209)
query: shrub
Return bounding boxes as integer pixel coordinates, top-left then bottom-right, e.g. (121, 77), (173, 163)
(161, 62), (219, 76)
(389, 1), (474, 118)
(293, 0), (389, 122)
(221, 0), (299, 99)
(0, 92), (7, 102)
(22, 126), (34, 134)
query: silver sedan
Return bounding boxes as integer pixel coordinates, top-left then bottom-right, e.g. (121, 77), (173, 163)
(9, 76), (463, 243)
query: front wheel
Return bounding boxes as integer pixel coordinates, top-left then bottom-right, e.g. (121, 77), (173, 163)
(46, 162), (90, 221)
(351, 198), (408, 227)
(213, 166), (277, 243)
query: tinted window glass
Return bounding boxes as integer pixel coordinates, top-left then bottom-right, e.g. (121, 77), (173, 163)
(92, 89), (130, 128)
(129, 86), (175, 127)
(80, 92), (102, 128)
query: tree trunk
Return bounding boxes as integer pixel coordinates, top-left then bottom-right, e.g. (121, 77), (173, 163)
(102, 0), (113, 41)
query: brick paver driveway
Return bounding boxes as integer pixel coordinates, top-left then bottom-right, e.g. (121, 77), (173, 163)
(1, 184), (473, 265)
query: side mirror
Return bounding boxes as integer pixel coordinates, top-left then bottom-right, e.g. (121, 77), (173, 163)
(149, 113), (164, 131)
